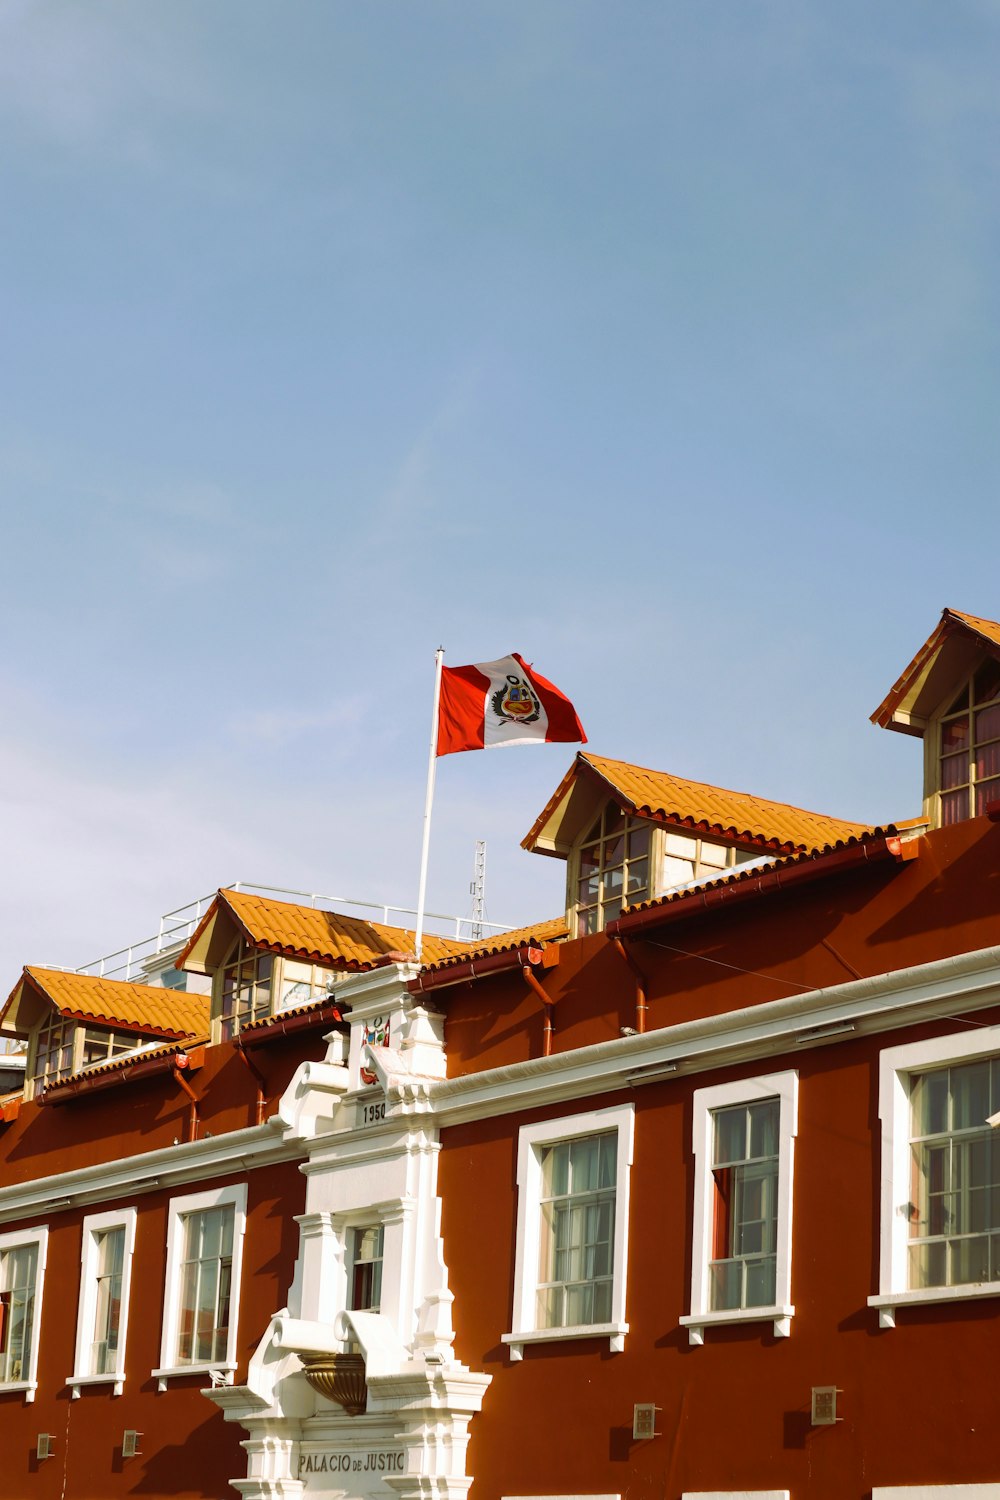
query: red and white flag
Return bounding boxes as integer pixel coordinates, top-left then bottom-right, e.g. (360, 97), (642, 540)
(437, 654), (586, 756)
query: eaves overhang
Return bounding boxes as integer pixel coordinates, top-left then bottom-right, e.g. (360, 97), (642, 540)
(238, 997), (346, 1046)
(408, 943), (559, 996)
(38, 1042), (207, 1105)
(606, 833), (912, 940)
(871, 606), (1000, 737)
(0, 1118), (294, 1225)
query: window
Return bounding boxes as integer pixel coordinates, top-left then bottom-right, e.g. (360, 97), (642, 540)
(219, 939), (274, 1040)
(0, 1226), (48, 1400)
(872, 1489), (1000, 1498)
(870, 1027), (1000, 1328)
(708, 1097), (780, 1312)
(504, 1103), (634, 1360)
(217, 939), (334, 1040)
(575, 804), (651, 933)
(349, 1225), (383, 1314)
(537, 1133), (617, 1329)
(154, 1184), (246, 1386)
(660, 832), (757, 894)
(70, 1209), (137, 1397)
(80, 1028), (137, 1070)
(937, 658), (1000, 825)
(31, 1015), (75, 1090)
(28, 1018), (146, 1097)
(681, 1493), (789, 1499)
(682, 1072), (797, 1345)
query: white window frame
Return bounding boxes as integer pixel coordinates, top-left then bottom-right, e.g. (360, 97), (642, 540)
(869, 1026), (1000, 1328)
(153, 1183), (247, 1388)
(503, 1103), (634, 1360)
(872, 1488), (1000, 1498)
(0, 1224), (48, 1403)
(681, 1071), (798, 1346)
(681, 1492), (790, 1499)
(69, 1207), (137, 1397)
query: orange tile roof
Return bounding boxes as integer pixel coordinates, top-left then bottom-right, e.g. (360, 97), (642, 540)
(871, 607), (1000, 729)
(3, 968), (208, 1037)
(524, 752), (871, 856)
(418, 916), (569, 976)
(186, 888), (470, 972)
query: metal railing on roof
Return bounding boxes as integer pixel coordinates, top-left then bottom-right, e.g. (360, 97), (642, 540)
(67, 882), (510, 984)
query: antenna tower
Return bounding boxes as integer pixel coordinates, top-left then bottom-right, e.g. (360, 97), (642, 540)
(469, 840), (486, 941)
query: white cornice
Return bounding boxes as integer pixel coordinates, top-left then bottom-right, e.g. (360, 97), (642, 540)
(421, 944), (1000, 1125)
(0, 1118), (298, 1225)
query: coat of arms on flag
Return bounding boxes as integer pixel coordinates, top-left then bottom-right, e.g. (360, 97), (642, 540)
(491, 673), (541, 726)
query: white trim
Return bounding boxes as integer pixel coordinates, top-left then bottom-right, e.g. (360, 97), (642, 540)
(504, 1495), (621, 1499)
(425, 945), (1000, 1127)
(504, 1103), (634, 1360)
(0, 1224), (48, 1403)
(872, 1488), (1000, 1498)
(682, 1071), (797, 1345)
(69, 1206), (137, 1397)
(681, 1492), (790, 1499)
(871, 1027), (1000, 1328)
(153, 1182), (247, 1387)
(0, 1119), (294, 1226)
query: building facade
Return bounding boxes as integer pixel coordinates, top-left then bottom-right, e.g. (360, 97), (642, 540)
(3, 607), (1000, 1500)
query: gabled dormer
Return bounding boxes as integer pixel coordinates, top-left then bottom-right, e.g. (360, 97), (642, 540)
(0, 968), (208, 1100)
(872, 607), (1000, 828)
(177, 887), (467, 1043)
(524, 752), (870, 935)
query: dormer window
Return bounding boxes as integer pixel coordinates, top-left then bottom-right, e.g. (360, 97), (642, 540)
(30, 1019), (146, 1093)
(938, 658), (1000, 825)
(216, 936), (336, 1041)
(576, 803), (650, 935)
(219, 940), (274, 1041)
(33, 1015), (75, 1089)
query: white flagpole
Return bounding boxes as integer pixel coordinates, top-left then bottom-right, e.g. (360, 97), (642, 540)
(414, 647), (445, 961)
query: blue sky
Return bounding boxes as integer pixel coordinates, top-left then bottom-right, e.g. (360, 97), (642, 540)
(1, 1), (998, 979)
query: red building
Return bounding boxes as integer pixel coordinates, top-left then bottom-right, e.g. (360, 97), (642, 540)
(3, 606), (1000, 1500)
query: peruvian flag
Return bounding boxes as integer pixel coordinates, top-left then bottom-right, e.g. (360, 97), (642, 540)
(437, 654), (587, 756)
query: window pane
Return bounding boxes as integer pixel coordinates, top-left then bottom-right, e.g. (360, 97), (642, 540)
(974, 659), (1000, 704)
(976, 740), (1000, 781)
(976, 779), (1000, 816)
(709, 1259), (741, 1311)
(626, 858), (648, 896)
(627, 824), (650, 858)
(941, 789), (967, 825)
(749, 1100), (779, 1158)
(603, 805), (624, 837)
(975, 704), (1000, 745)
(714, 1106), (746, 1166)
(941, 717), (970, 753)
(940, 752), (970, 790)
(603, 837), (625, 869)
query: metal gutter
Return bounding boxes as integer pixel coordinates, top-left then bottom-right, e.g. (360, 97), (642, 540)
(40, 1045), (206, 1105)
(606, 835), (913, 940)
(239, 999), (345, 1046)
(408, 944), (556, 995)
